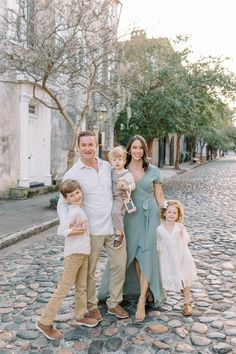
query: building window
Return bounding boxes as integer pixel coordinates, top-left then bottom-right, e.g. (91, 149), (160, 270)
(14, 0), (35, 46)
(29, 103), (36, 114)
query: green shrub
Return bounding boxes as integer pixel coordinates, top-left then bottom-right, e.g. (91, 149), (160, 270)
(184, 151), (190, 162)
(180, 152), (185, 163)
(49, 195), (59, 209)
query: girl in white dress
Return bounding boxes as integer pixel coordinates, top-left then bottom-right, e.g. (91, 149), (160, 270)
(157, 200), (197, 316)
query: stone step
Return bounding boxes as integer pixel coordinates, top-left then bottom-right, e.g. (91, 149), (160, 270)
(10, 185), (58, 199)
(28, 185), (58, 197)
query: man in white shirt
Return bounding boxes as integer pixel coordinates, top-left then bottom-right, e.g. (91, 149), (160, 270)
(57, 130), (128, 321)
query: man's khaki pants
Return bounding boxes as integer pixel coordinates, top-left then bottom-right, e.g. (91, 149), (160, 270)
(87, 234), (127, 310)
(40, 253), (88, 325)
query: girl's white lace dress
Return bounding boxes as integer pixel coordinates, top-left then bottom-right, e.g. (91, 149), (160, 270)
(157, 222), (197, 291)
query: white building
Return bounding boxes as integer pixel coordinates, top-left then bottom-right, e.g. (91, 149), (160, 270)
(0, 0), (121, 197)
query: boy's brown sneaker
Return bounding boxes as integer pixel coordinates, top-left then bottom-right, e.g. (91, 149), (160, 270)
(88, 308), (103, 322)
(36, 321), (62, 340)
(76, 315), (99, 327)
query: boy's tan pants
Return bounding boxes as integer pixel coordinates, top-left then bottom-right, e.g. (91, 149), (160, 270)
(40, 253), (88, 325)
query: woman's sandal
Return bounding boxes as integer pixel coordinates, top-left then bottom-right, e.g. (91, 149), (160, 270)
(135, 297), (146, 322)
(183, 304), (192, 316)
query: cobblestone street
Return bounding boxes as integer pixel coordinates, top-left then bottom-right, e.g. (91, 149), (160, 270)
(0, 156), (236, 354)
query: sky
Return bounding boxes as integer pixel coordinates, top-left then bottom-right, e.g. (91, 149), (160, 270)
(118, 0), (236, 73)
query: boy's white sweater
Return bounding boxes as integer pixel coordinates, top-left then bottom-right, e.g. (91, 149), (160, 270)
(57, 205), (90, 257)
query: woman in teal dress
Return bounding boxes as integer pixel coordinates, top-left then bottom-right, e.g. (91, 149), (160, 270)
(122, 135), (166, 321)
(98, 135), (166, 321)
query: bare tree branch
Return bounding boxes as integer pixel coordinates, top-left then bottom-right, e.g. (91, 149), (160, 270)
(0, 0), (120, 167)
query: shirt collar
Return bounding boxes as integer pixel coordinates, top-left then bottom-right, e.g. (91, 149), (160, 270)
(77, 157), (102, 169)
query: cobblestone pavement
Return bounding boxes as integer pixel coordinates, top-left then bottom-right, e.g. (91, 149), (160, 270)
(0, 156), (236, 354)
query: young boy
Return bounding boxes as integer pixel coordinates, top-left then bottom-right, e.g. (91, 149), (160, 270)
(108, 146), (136, 249)
(36, 179), (98, 340)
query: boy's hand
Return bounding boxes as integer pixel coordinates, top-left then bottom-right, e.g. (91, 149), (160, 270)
(68, 222), (86, 236)
(117, 181), (129, 191)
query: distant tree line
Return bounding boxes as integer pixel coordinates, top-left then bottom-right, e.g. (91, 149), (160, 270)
(115, 35), (236, 166)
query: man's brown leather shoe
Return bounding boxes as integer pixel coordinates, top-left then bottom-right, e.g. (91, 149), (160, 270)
(108, 304), (129, 319)
(88, 308), (103, 322)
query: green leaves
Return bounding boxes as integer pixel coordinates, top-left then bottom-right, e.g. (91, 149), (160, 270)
(116, 35), (236, 148)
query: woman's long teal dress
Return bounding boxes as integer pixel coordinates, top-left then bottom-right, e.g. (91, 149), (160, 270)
(98, 164), (166, 307)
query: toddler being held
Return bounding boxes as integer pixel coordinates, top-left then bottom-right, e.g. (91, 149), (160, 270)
(108, 146), (136, 249)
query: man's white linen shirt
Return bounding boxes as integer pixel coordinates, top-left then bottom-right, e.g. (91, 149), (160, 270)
(57, 158), (114, 236)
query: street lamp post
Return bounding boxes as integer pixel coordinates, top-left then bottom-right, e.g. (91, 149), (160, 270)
(97, 104), (107, 158)
(98, 121), (102, 158)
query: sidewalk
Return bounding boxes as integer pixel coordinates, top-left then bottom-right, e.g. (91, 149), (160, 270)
(0, 162), (200, 249)
(0, 192), (59, 249)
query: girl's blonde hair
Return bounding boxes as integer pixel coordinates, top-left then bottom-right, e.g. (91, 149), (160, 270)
(160, 199), (184, 222)
(108, 146), (127, 162)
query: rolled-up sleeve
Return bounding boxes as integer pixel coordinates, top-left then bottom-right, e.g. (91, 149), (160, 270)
(153, 166), (163, 184)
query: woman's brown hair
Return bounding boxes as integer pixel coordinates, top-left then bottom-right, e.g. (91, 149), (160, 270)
(125, 135), (149, 171)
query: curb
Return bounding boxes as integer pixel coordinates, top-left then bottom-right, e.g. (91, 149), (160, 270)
(0, 217), (59, 250)
(161, 161), (207, 182)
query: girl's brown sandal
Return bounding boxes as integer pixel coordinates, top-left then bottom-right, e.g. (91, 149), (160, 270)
(183, 304), (192, 316)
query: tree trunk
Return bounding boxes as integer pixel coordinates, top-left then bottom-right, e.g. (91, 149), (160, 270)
(64, 107), (92, 170)
(200, 146), (203, 162)
(147, 140), (153, 160)
(174, 135), (181, 170)
(189, 138), (195, 164)
(67, 129), (78, 170)
(199, 142), (205, 163)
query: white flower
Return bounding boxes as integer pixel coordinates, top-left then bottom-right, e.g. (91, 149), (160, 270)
(162, 200), (169, 209)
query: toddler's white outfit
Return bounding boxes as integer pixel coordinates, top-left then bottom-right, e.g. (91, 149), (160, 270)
(157, 222), (197, 291)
